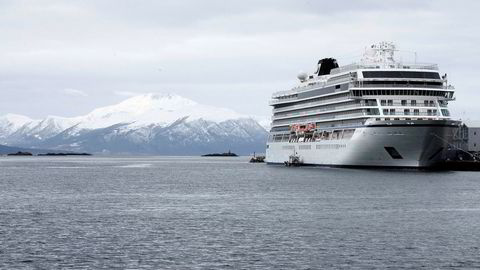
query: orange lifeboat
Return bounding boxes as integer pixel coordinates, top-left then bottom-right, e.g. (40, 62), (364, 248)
(290, 123), (316, 133)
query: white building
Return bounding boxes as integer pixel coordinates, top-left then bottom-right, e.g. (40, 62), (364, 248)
(467, 126), (480, 152)
(458, 121), (480, 152)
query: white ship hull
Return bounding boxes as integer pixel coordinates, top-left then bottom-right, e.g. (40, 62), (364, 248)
(266, 121), (458, 168)
(267, 43), (459, 168)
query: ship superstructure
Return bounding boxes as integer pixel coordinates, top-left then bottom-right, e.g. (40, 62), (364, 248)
(266, 42), (459, 167)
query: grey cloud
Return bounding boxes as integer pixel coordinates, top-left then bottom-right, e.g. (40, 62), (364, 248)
(0, 0), (479, 119)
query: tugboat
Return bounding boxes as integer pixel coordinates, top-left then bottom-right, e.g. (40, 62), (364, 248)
(284, 153), (303, 167)
(249, 152), (265, 163)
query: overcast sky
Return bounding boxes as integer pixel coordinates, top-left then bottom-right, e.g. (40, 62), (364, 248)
(1, 0), (479, 120)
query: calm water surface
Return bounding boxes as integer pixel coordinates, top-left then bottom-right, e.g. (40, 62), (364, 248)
(1, 156), (479, 269)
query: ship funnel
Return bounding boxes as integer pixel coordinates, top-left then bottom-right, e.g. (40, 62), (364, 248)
(315, 58), (339, 76)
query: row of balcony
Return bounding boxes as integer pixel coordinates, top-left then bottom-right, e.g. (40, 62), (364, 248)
(272, 111), (372, 126)
(383, 111), (439, 116)
(271, 84), (454, 106)
(380, 101), (436, 107)
(354, 82), (446, 89)
(272, 94), (352, 112)
(274, 99), (447, 119)
(271, 108), (451, 127)
(273, 103), (376, 120)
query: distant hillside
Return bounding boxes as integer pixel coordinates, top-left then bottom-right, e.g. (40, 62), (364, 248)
(0, 93), (269, 155)
(0, 144), (72, 155)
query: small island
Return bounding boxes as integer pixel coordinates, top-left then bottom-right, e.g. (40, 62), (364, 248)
(7, 151), (33, 156)
(201, 150), (238, 157)
(37, 153), (92, 156)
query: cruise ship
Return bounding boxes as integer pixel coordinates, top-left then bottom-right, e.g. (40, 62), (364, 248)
(266, 42), (460, 168)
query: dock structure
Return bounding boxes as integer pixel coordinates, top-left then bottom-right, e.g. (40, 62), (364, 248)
(451, 121), (480, 160)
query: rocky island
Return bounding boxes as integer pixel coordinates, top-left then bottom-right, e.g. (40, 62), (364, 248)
(201, 150), (238, 157)
(37, 153), (92, 156)
(7, 151), (33, 156)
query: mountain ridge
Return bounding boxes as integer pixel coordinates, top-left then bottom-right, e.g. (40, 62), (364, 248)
(0, 93), (269, 155)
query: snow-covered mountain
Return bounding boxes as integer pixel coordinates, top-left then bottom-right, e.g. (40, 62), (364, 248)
(0, 94), (269, 155)
(0, 114), (34, 139)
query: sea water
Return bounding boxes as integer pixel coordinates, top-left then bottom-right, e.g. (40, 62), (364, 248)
(1, 156), (479, 269)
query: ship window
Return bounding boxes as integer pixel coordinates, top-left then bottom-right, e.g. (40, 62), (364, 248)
(335, 85), (341, 89)
(424, 100), (429, 106)
(363, 71), (441, 79)
(411, 100), (417, 106)
(387, 100), (393, 106)
(381, 100), (386, 106)
(404, 109), (410, 115)
(429, 100), (435, 106)
(441, 109), (450, 116)
(385, 147), (403, 159)
(383, 109), (388, 115)
(414, 109), (419, 115)
(401, 100), (407, 106)
(433, 109), (437, 115)
(389, 109), (395, 115)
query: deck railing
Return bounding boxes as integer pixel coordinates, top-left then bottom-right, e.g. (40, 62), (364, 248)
(330, 62), (439, 75)
(273, 104), (378, 120)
